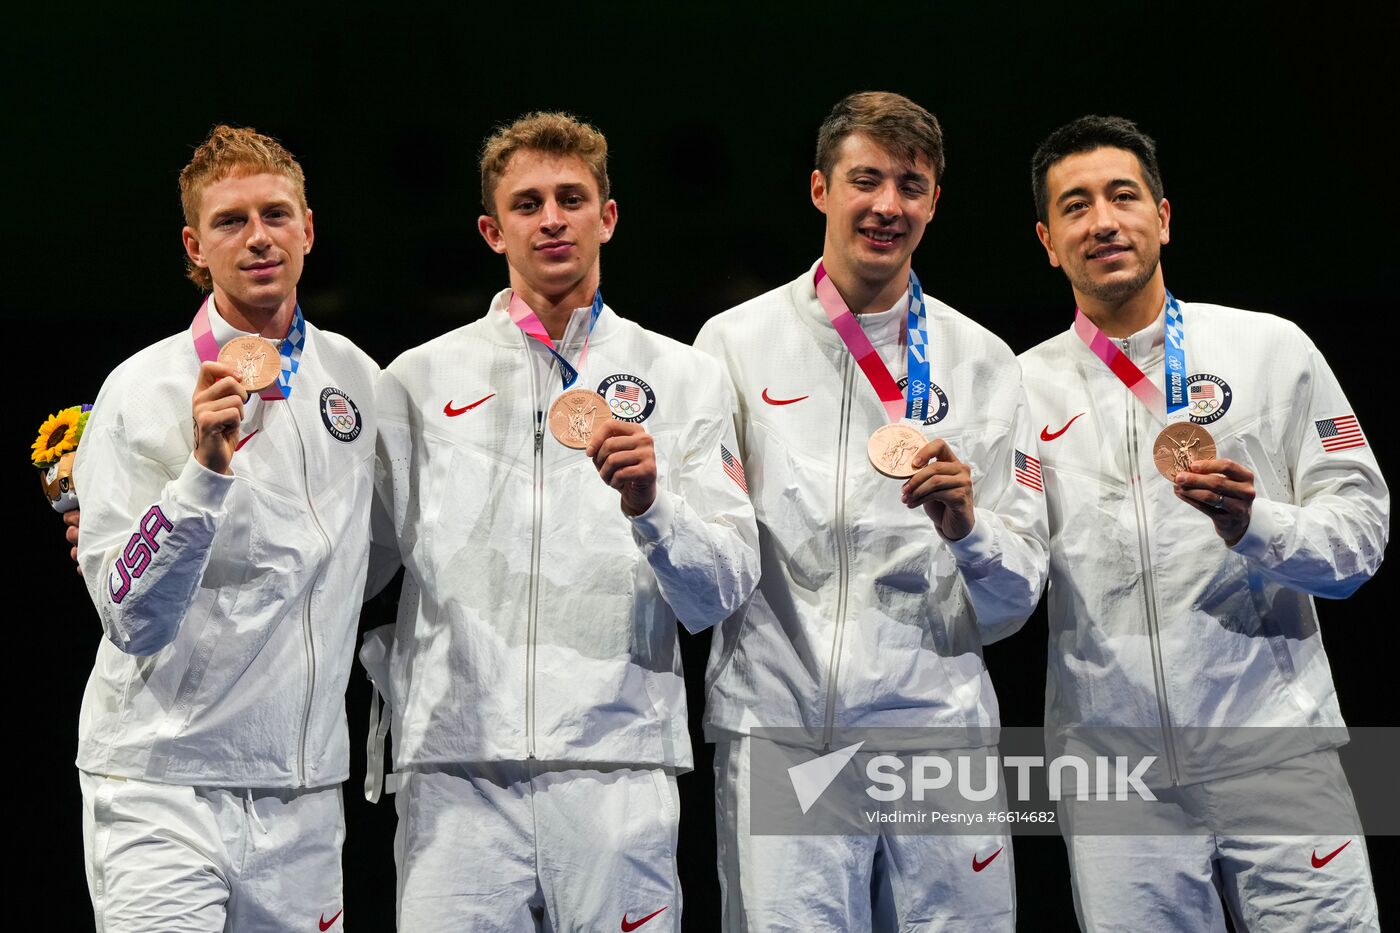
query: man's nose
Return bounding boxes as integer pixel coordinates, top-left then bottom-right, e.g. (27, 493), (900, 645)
(539, 199), (565, 232)
(246, 216), (272, 249)
(872, 181), (901, 218)
(1088, 200), (1119, 237)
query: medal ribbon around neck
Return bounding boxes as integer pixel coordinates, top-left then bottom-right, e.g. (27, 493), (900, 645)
(1072, 290), (1186, 424)
(814, 263), (931, 423)
(508, 288), (605, 390)
(190, 298), (306, 400)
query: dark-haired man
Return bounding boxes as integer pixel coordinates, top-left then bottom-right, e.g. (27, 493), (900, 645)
(366, 112), (759, 932)
(1021, 114), (1386, 930)
(74, 126), (378, 931)
(696, 92), (1047, 931)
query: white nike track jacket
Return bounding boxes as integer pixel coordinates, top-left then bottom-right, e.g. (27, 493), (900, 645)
(75, 306), (379, 787)
(367, 290), (760, 771)
(1019, 301), (1389, 785)
(695, 262), (1049, 750)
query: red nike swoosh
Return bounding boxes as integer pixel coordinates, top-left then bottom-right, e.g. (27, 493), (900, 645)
(761, 388), (808, 406)
(621, 906), (668, 931)
(234, 429), (260, 452)
(319, 909), (343, 931)
(1040, 411), (1086, 442)
(1312, 840), (1351, 868)
(444, 393), (495, 416)
(972, 846), (1004, 872)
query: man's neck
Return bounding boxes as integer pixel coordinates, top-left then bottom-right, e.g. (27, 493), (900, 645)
(510, 271), (600, 341)
(212, 286), (296, 339)
(1075, 275), (1167, 339)
(820, 249), (909, 315)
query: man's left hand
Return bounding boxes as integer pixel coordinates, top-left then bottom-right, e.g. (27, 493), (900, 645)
(902, 438), (975, 541)
(587, 420), (658, 517)
(1174, 458), (1255, 546)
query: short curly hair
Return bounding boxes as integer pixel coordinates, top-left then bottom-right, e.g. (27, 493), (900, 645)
(479, 112), (610, 216)
(179, 125), (308, 290)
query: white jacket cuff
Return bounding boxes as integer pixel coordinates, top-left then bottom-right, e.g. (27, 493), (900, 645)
(629, 487), (677, 545)
(943, 511), (995, 565)
(173, 454), (235, 514)
(1231, 496), (1281, 562)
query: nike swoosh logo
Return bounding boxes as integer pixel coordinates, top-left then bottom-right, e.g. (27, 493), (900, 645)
(972, 846), (1004, 872)
(621, 906), (668, 931)
(234, 429), (260, 452)
(761, 388), (808, 406)
(319, 909), (343, 931)
(444, 393), (495, 417)
(1040, 411), (1086, 442)
(1312, 840), (1351, 868)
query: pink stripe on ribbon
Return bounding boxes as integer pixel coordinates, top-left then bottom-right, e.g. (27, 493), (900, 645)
(189, 298), (287, 401)
(815, 264), (905, 423)
(1073, 309), (1165, 420)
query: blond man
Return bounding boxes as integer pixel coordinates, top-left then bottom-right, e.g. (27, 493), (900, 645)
(74, 126), (378, 932)
(364, 112), (759, 931)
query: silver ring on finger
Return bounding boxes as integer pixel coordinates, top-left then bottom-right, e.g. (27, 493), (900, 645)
(1212, 493), (1226, 510)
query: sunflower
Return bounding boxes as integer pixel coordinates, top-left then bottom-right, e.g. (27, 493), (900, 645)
(31, 406), (89, 466)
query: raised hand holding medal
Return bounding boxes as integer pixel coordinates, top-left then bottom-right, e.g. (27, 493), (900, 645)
(514, 288), (660, 516)
(1075, 292), (1255, 543)
(815, 263), (976, 540)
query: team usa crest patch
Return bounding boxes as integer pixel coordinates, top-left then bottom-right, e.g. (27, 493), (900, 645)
(897, 376), (949, 425)
(320, 387), (362, 442)
(598, 374), (656, 423)
(1184, 373), (1232, 424)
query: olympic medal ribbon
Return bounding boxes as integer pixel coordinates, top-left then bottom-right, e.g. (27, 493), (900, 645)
(1072, 290), (1186, 424)
(814, 263), (931, 423)
(189, 298), (306, 401)
(508, 288), (605, 390)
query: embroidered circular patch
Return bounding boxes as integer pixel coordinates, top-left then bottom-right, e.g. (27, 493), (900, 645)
(1184, 373), (1232, 425)
(597, 373), (656, 423)
(320, 387), (362, 442)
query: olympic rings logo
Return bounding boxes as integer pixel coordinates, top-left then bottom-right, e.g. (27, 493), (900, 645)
(611, 398), (643, 416)
(1190, 400), (1216, 414)
(334, 414), (356, 430)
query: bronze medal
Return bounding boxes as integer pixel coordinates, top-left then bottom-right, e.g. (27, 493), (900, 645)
(548, 388), (612, 449)
(1152, 422), (1216, 480)
(867, 423), (926, 478)
(218, 335), (282, 393)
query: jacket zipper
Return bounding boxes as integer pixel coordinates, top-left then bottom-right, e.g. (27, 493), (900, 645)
(288, 403), (332, 787)
(822, 355), (856, 750)
(525, 342), (550, 759)
(1121, 338), (1181, 786)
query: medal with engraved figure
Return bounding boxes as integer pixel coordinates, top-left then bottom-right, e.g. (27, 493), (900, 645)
(218, 335), (282, 393)
(548, 388), (612, 449)
(1152, 422), (1216, 481)
(867, 423), (927, 479)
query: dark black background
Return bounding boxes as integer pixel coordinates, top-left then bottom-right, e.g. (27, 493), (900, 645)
(9, 3), (1396, 930)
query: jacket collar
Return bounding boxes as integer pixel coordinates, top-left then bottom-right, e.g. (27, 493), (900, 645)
(479, 286), (618, 350)
(1069, 300), (1167, 365)
(791, 259), (910, 349)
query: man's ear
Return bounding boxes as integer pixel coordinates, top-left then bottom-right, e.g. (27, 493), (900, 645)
(478, 214), (508, 255)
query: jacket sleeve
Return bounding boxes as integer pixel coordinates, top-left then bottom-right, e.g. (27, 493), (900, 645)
(942, 377), (1050, 644)
(628, 359), (761, 634)
(75, 383), (234, 657)
(364, 368), (408, 601)
(1230, 336), (1389, 597)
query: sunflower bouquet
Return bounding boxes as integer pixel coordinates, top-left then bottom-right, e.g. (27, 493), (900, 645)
(32, 404), (92, 512)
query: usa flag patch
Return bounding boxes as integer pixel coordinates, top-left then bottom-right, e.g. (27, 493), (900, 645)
(721, 443), (748, 493)
(1315, 415), (1365, 452)
(1014, 449), (1043, 492)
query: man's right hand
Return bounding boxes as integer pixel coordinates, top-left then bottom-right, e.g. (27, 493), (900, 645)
(193, 361), (249, 475)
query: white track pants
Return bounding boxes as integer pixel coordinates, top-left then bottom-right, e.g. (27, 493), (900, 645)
(714, 738), (1016, 932)
(1063, 749), (1379, 932)
(80, 771), (345, 933)
(394, 762), (682, 932)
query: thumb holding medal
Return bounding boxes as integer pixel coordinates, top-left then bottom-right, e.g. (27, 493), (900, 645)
(192, 359), (250, 475)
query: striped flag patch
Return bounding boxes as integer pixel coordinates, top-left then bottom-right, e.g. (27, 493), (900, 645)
(1014, 449), (1043, 492)
(721, 443), (748, 493)
(1315, 415), (1365, 452)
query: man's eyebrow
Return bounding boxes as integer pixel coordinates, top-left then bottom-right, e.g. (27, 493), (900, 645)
(845, 165), (931, 184)
(1056, 178), (1144, 205)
